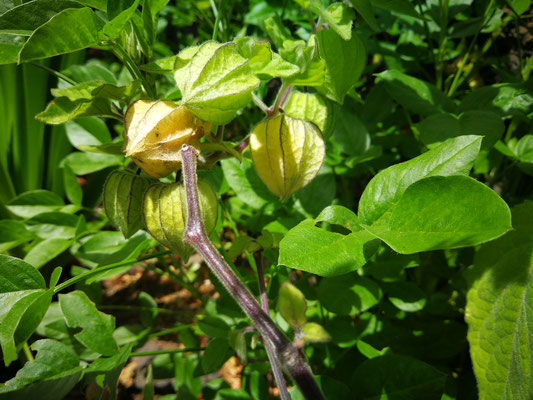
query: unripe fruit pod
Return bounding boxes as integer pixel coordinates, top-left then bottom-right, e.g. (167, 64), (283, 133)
(103, 170), (155, 239)
(143, 180), (218, 261)
(250, 114), (325, 200)
(123, 100), (211, 178)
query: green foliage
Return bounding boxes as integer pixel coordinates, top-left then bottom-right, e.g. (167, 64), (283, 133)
(0, 0), (530, 398)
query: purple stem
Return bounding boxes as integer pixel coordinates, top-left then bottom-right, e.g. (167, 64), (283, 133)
(256, 258), (290, 400)
(180, 145), (324, 400)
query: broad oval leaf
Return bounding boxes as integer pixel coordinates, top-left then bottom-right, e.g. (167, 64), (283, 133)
(278, 206), (379, 276)
(175, 41), (260, 124)
(359, 135), (482, 226)
(0, 255), (45, 293)
(466, 201), (533, 399)
(59, 290), (119, 356)
(376, 69), (457, 116)
(18, 8), (105, 62)
(316, 29), (366, 104)
(366, 175), (512, 254)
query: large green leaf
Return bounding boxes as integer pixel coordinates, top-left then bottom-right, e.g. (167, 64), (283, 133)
(0, 33), (25, 65)
(460, 83), (533, 118)
(316, 29), (365, 104)
(18, 8), (105, 62)
(376, 70), (456, 116)
(318, 273), (382, 315)
(103, 0), (140, 38)
(0, 268), (58, 365)
(6, 190), (66, 219)
(278, 206), (379, 276)
(0, 255), (45, 292)
(359, 135), (482, 226)
(59, 290), (119, 356)
(348, 0), (378, 31)
(175, 41), (260, 124)
(466, 201), (533, 399)
(417, 111), (504, 150)
(37, 96), (115, 124)
(366, 175), (511, 253)
(24, 237), (73, 268)
(51, 80), (140, 103)
(0, 0), (83, 35)
(0, 339), (82, 400)
(352, 354), (446, 399)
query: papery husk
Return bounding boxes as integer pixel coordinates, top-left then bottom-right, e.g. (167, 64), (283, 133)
(142, 180), (218, 261)
(103, 170), (155, 238)
(250, 114), (325, 200)
(123, 100), (211, 178)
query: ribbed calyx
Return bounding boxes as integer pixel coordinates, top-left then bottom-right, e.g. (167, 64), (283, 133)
(103, 170), (155, 239)
(142, 180), (218, 261)
(250, 114), (325, 200)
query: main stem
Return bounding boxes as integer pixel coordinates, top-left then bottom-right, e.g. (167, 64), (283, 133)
(180, 145), (324, 400)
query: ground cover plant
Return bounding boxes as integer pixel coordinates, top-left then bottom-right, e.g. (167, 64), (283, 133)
(0, 0), (532, 398)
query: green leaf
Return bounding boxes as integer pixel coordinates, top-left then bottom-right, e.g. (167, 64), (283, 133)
(0, 33), (25, 65)
(367, 175), (511, 253)
(0, 0), (83, 34)
(310, 1), (354, 40)
(417, 111), (504, 150)
(514, 134), (533, 163)
(284, 91), (334, 137)
(466, 201), (533, 399)
(220, 157), (279, 210)
(278, 205), (379, 276)
(352, 354), (446, 399)
(316, 29), (366, 104)
(371, 0), (423, 19)
(277, 282), (307, 327)
(59, 290), (119, 355)
(459, 83), (533, 118)
(318, 273), (382, 315)
(202, 338), (230, 374)
(103, 0), (140, 38)
(65, 117), (111, 149)
(7, 190), (65, 219)
(37, 96), (115, 125)
(0, 220), (34, 243)
(198, 316), (230, 338)
(376, 70), (456, 116)
(26, 212), (83, 240)
(23, 238), (72, 268)
(348, 0), (379, 31)
(0, 285), (54, 365)
(0, 255), (45, 292)
(62, 165), (83, 205)
(359, 135), (482, 226)
(175, 41), (260, 124)
(301, 322), (331, 342)
(386, 281), (426, 312)
(18, 8), (105, 62)
(60, 151), (123, 175)
(51, 80), (140, 103)
(281, 39), (325, 87)
(332, 102), (370, 155)
(0, 339), (82, 399)
(234, 36), (299, 79)
(84, 344), (133, 400)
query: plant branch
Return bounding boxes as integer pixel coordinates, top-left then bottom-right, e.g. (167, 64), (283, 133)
(27, 61), (78, 86)
(256, 257), (291, 400)
(53, 251), (171, 294)
(180, 144), (324, 400)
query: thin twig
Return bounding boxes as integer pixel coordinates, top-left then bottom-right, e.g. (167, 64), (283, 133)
(180, 144), (324, 400)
